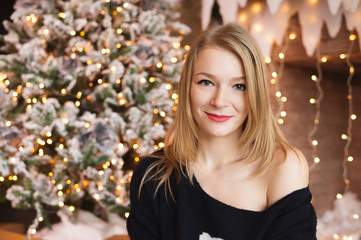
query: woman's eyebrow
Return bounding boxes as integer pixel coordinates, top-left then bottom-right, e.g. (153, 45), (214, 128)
(193, 72), (246, 81)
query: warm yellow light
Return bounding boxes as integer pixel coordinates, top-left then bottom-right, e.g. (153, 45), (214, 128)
(340, 54), (346, 59)
(58, 201), (64, 207)
(158, 142), (165, 148)
(31, 229), (37, 235)
(38, 149), (44, 156)
(309, 98), (316, 104)
(289, 33), (297, 40)
(321, 57), (327, 62)
(80, 31), (85, 37)
(134, 157), (140, 162)
(48, 172), (53, 177)
(69, 206), (75, 212)
(5, 121), (11, 127)
(314, 157), (320, 163)
(149, 77), (156, 83)
(350, 67), (354, 74)
(38, 217), (43, 222)
(348, 156), (354, 162)
(160, 111), (166, 117)
(75, 101), (80, 107)
(272, 72), (277, 78)
(165, 83), (172, 90)
(70, 30), (76, 36)
(125, 212), (130, 218)
(153, 109), (159, 114)
(270, 78), (276, 85)
(96, 63), (102, 69)
(238, 13), (247, 23)
(156, 62), (163, 68)
(351, 114), (357, 120)
(12, 175), (17, 181)
(61, 88), (67, 95)
(171, 93), (178, 100)
(353, 214), (359, 219)
(251, 3), (262, 13)
(184, 45), (190, 51)
(265, 57), (271, 63)
(123, 2), (129, 8)
(58, 191), (64, 197)
(336, 193), (343, 199)
(116, 7), (123, 12)
(281, 96), (287, 102)
(0, 177), (4, 182)
(349, 34), (357, 41)
(278, 119), (284, 124)
(280, 111), (287, 117)
(97, 79), (103, 84)
(311, 75), (317, 81)
(341, 134), (348, 140)
(59, 144), (64, 149)
(279, 53), (285, 59)
(312, 140), (318, 146)
(275, 91), (282, 97)
(63, 157), (68, 162)
(94, 194), (100, 200)
(172, 42), (180, 49)
(58, 12), (66, 19)
(133, 143), (139, 149)
(118, 143), (124, 150)
(170, 57), (178, 63)
(84, 122), (90, 128)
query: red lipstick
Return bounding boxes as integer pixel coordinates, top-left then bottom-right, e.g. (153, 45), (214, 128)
(206, 112), (232, 122)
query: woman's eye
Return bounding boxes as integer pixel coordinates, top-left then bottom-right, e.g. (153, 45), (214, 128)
(234, 84), (246, 91)
(198, 80), (213, 86)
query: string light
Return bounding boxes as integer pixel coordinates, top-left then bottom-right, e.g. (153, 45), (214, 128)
(341, 35), (356, 193)
(308, 45), (324, 169)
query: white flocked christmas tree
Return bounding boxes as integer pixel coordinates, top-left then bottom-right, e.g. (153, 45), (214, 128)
(0, 0), (190, 238)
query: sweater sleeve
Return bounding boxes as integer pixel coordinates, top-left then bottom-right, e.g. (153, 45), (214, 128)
(126, 157), (160, 239)
(264, 187), (317, 240)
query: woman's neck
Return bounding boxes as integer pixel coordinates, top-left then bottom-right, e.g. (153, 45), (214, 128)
(195, 135), (244, 170)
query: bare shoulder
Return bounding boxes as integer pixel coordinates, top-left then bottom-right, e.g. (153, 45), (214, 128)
(266, 146), (309, 206)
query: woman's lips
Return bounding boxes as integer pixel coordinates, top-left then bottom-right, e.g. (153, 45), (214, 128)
(205, 112), (232, 122)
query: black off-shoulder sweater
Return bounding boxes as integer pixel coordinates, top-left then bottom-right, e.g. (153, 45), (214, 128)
(127, 153), (317, 240)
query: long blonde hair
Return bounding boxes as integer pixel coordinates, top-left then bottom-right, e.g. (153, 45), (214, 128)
(140, 23), (289, 197)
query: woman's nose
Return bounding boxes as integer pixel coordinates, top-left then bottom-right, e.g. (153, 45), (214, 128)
(210, 88), (228, 108)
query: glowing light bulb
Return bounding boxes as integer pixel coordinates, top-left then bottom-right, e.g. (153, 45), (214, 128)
(314, 157), (320, 163)
(341, 134), (348, 140)
(69, 206), (75, 212)
(351, 114), (357, 120)
(312, 140), (318, 146)
(279, 53), (285, 59)
(321, 57), (327, 62)
(289, 33), (297, 40)
(156, 62), (163, 68)
(31, 229), (37, 235)
(349, 34), (357, 41)
(125, 212), (130, 218)
(278, 119), (284, 124)
(336, 193), (343, 199)
(275, 91), (282, 97)
(280, 111), (287, 117)
(170, 57), (178, 63)
(311, 75), (317, 81)
(265, 57), (271, 63)
(347, 156), (354, 162)
(309, 98), (316, 104)
(340, 54), (346, 59)
(272, 72), (277, 78)
(58, 201), (64, 207)
(133, 143), (139, 149)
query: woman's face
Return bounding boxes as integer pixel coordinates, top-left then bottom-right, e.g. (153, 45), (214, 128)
(190, 47), (248, 140)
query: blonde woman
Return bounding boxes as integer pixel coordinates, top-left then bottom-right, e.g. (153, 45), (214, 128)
(127, 23), (317, 239)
